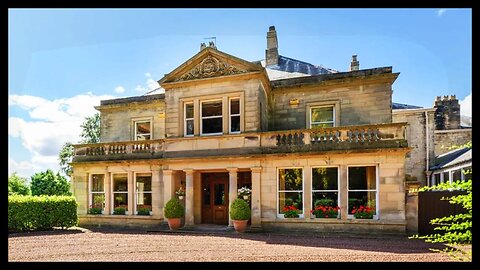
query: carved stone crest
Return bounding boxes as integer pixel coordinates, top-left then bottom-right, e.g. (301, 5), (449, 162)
(175, 55), (247, 82)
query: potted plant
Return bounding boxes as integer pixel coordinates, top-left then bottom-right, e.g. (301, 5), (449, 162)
(229, 198), (251, 233)
(164, 198), (185, 230)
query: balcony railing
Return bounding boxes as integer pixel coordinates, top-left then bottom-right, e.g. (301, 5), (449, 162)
(73, 122), (407, 162)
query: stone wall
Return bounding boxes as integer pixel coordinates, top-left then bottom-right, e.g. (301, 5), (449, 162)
(271, 82), (393, 131)
(392, 109), (435, 186)
(434, 129), (472, 155)
(99, 100), (166, 142)
(164, 78), (265, 137)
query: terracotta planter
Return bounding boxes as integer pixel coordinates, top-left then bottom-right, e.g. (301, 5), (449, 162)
(167, 218), (182, 231)
(233, 220), (248, 233)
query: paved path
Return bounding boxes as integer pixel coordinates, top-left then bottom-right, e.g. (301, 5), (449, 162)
(8, 227), (456, 262)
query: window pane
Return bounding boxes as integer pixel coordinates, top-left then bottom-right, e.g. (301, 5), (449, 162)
(433, 174), (441, 185)
(463, 167), (472, 181)
(203, 183), (210, 205)
(278, 192), (303, 214)
(348, 166), (376, 190)
(348, 191), (376, 215)
(312, 168), (338, 190)
(202, 117), (222, 134)
(312, 192), (338, 208)
(136, 122), (150, 134)
(113, 174), (128, 191)
(114, 193), (128, 208)
(278, 168), (303, 191)
(136, 173), (152, 192)
(137, 193), (152, 208)
(92, 193), (105, 209)
(202, 101), (222, 117)
(442, 172), (450, 183)
(214, 184), (226, 205)
(186, 119), (194, 135)
(230, 99), (240, 114)
(311, 107), (333, 123)
(91, 174), (104, 192)
(185, 103), (194, 118)
(230, 116), (240, 132)
(311, 122), (334, 128)
(452, 170), (462, 182)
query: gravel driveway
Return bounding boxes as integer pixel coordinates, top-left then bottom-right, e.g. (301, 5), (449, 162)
(8, 227), (457, 262)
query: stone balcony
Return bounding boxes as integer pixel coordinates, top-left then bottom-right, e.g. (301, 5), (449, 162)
(72, 122), (408, 162)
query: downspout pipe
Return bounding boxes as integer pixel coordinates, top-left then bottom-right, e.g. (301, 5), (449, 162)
(425, 110), (430, 186)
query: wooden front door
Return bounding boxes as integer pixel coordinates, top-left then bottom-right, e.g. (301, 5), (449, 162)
(201, 173), (229, 225)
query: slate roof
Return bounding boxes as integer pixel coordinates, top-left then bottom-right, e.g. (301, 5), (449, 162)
(392, 103), (423, 110)
(430, 147), (472, 171)
(254, 55), (338, 81)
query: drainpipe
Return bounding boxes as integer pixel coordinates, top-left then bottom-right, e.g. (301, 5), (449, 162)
(425, 110), (430, 186)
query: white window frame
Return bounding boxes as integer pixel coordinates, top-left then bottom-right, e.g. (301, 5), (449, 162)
(133, 118), (153, 141)
(311, 166), (340, 215)
(431, 162), (472, 185)
(229, 97), (241, 134)
(346, 165), (379, 220)
(111, 173), (129, 215)
(200, 99), (223, 136)
(277, 167), (304, 219)
(89, 174), (105, 214)
(134, 172), (152, 215)
(184, 102), (195, 137)
(310, 105), (335, 128)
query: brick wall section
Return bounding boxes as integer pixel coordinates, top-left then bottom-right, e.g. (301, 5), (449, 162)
(392, 109), (435, 186)
(434, 129), (472, 155)
(271, 83), (393, 130)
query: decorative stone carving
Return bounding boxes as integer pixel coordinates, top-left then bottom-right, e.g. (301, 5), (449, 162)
(175, 55), (247, 82)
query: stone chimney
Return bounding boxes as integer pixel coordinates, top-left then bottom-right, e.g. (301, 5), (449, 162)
(433, 95), (460, 130)
(266, 26), (279, 66)
(349, 55), (359, 71)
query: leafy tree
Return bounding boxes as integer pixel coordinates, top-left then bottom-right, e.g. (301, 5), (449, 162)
(8, 173), (30, 195)
(30, 169), (71, 196)
(410, 142), (472, 261)
(58, 113), (100, 176)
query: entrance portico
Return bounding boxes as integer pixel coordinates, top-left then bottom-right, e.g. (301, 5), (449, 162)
(162, 167), (260, 228)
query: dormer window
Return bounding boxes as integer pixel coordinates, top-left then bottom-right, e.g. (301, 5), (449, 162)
(201, 100), (223, 135)
(133, 118), (152, 140)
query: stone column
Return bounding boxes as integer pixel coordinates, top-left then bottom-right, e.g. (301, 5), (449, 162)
(227, 167), (238, 226)
(128, 170), (134, 215)
(163, 170), (174, 208)
(184, 169), (195, 227)
(251, 167), (262, 228)
(104, 171), (111, 215)
(151, 166), (162, 218)
(339, 165), (348, 220)
(72, 168), (88, 215)
(304, 167), (312, 219)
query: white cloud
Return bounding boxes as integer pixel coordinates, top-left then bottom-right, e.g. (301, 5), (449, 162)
(437, 9), (447, 17)
(136, 72), (159, 92)
(459, 93), (471, 117)
(114, 86), (125, 93)
(9, 158), (42, 180)
(9, 92), (115, 177)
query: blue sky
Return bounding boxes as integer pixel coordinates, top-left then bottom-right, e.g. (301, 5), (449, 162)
(8, 8), (472, 178)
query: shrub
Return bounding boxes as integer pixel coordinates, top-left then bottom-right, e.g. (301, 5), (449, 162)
(88, 207), (102, 215)
(113, 207), (126, 215)
(137, 207), (151, 216)
(164, 198), (184, 218)
(8, 195), (77, 232)
(230, 198), (251, 220)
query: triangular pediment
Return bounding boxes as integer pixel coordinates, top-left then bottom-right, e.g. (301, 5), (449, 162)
(159, 47), (264, 84)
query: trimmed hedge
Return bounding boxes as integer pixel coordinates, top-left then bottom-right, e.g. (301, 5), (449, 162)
(8, 195), (78, 232)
